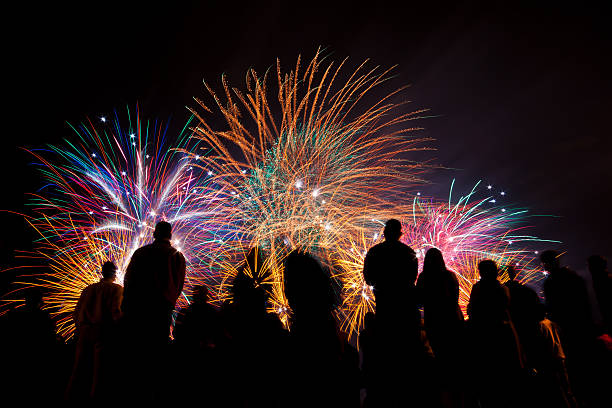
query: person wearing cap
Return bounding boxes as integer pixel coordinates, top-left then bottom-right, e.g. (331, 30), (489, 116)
(67, 261), (123, 400)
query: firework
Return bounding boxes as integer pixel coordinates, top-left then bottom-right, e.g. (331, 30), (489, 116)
(189, 49), (432, 311)
(334, 180), (558, 338)
(2, 108), (229, 339)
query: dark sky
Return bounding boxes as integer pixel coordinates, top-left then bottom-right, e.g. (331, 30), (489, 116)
(3, 0), (611, 271)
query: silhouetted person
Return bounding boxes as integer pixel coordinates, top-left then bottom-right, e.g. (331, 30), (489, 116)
(416, 248), (464, 407)
(122, 221), (186, 402)
(66, 261), (123, 401)
(504, 264), (540, 334)
(363, 219), (419, 327)
(174, 285), (218, 349)
(2, 288), (58, 403)
(363, 220), (434, 407)
(541, 250), (596, 406)
(467, 260), (524, 407)
(173, 284), (223, 405)
(284, 251), (352, 407)
(588, 255), (611, 335)
(503, 274), (576, 408)
(219, 247), (288, 407)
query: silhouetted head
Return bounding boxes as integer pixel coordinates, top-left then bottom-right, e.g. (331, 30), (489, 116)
(587, 255), (607, 276)
(23, 287), (43, 309)
(478, 259), (498, 280)
(153, 221), (172, 241)
(192, 285), (209, 304)
(102, 261), (117, 280)
(506, 264), (517, 281)
(423, 247), (446, 274)
(284, 251), (336, 317)
(540, 250), (561, 272)
(383, 219), (402, 241)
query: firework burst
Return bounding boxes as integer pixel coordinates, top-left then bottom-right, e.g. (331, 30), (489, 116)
(334, 180), (558, 338)
(189, 49), (432, 310)
(2, 108), (227, 339)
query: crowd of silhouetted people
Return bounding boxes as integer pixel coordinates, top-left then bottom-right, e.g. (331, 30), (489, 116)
(1, 219), (611, 407)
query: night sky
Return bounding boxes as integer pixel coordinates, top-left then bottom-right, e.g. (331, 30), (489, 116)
(3, 0), (611, 278)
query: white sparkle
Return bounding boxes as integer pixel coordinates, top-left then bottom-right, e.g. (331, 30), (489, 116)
(501, 208), (506, 212)
(487, 185), (492, 190)
(92, 153), (97, 158)
(207, 171), (213, 176)
(130, 133), (135, 138)
(195, 155), (200, 160)
(312, 188), (319, 198)
(489, 199), (496, 203)
(500, 191), (506, 196)
(121, 171), (127, 176)
(295, 180), (303, 189)
(100, 116), (106, 123)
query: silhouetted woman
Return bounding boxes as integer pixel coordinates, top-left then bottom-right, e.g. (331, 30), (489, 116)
(416, 248), (464, 407)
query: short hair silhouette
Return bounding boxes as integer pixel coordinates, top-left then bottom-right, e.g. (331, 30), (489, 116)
(102, 261), (117, 279)
(478, 259), (498, 280)
(423, 247), (446, 272)
(153, 221), (172, 240)
(383, 219), (402, 241)
(540, 250), (560, 271)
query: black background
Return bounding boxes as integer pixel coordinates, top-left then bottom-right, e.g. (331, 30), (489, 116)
(2, 1), (611, 280)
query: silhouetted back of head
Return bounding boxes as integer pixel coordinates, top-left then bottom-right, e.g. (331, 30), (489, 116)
(423, 247), (446, 274)
(478, 259), (498, 280)
(587, 255), (607, 275)
(24, 287), (43, 308)
(540, 250), (560, 272)
(102, 261), (117, 279)
(153, 220), (172, 240)
(383, 219), (402, 241)
(506, 264), (517, 281)
(284, 251), (336, 316)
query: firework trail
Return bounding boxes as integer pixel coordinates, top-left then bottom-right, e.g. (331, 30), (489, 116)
(189, 49), (432, 311)
(2, 108), (228, 339)
(334, 180), (559, 338)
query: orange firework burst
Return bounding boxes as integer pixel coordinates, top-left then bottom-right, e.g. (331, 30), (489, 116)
(189, 49), (432, 312)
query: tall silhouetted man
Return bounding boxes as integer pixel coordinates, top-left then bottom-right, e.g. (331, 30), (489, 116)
(123, 221), (186, 344)
(362, 219), (427, 407)
(122, 221), (186, 402)
(541, 250), (594, 406)
(363, 219), (418, 326)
